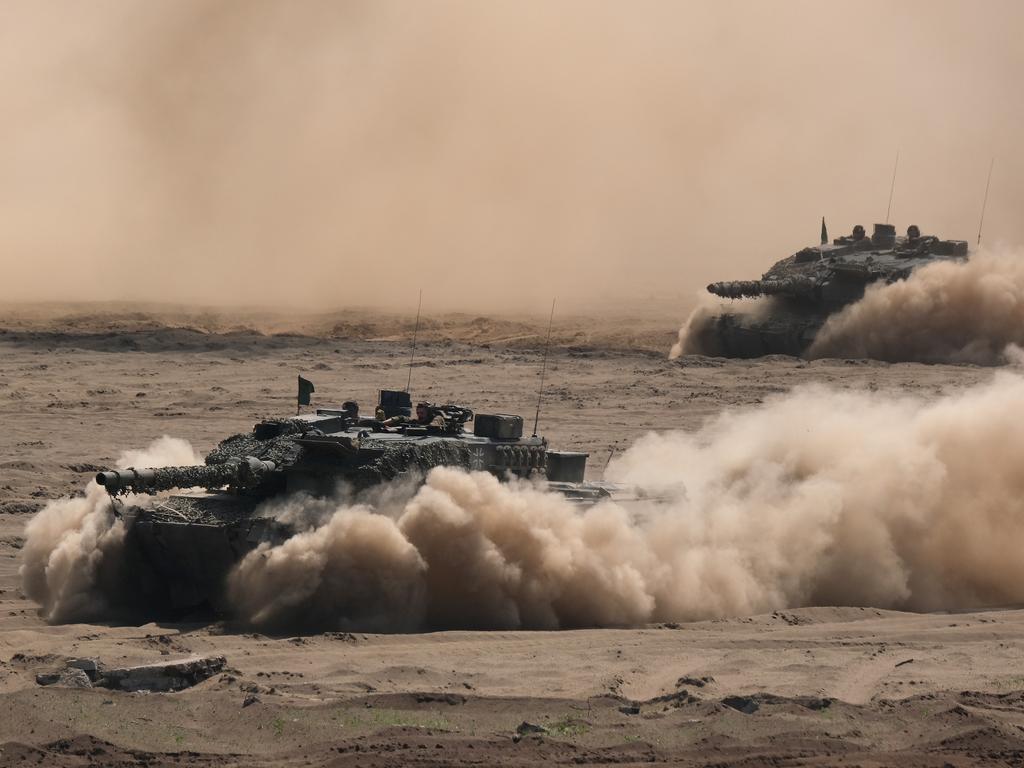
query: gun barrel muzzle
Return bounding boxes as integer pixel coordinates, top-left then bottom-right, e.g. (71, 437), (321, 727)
(96, 468), (157, 493)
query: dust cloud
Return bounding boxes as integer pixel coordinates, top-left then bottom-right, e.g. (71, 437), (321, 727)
(20, 437), (202, 623)
(2, 1), (1022, 313)
(669, 296), (717, 360)
(668, 293), (776, 359)
(228, 371), (1024, 631)
(809, 248), (1024, 363)
(229, 471), (659, 632)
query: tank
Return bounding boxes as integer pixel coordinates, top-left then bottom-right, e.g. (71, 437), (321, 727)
(96, 390), (613, 612)
(694, 223), (970, 357)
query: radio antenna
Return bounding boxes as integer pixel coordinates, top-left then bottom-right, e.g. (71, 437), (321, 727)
(532, 298), (556, 437)
(603, 446), (617, 476)
(885, 149), (899, 224)
(405, 289), (422, 393)
(977, 157), (995, 246)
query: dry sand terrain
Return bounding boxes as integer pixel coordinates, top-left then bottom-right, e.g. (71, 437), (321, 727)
(1, 307), (1022, 767)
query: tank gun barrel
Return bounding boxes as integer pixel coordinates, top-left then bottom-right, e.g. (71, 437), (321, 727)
(707, 280), (765, 298)
(707, 277), (816, 300)
(96, 457), (278, 495)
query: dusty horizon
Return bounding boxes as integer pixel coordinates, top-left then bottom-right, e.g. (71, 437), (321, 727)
(2, 0), (1022, 314)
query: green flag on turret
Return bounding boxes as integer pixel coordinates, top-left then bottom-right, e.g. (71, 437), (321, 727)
(821, 217), (828, 245)
(297, 376), (315, 407)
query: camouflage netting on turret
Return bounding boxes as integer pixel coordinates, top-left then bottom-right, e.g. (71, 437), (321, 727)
(350, 439), (472, 486)
(148, 464), (239, 493)
(205, 419), (308, 467)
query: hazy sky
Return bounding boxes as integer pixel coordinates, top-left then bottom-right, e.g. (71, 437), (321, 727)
(1, 0), (1021, 312)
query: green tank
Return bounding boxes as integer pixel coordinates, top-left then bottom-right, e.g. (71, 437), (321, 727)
(694, 223), (969, 357)
(96, 390), (609, 613)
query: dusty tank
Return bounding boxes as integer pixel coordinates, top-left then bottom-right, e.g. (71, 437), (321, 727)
(96, 390), (610, 613)
(695, 223), (969, 357)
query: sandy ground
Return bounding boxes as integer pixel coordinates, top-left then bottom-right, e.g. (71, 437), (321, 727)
(1, 307), (1022, 766)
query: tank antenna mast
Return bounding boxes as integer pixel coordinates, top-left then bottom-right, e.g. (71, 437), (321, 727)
(885, 149), (899, 224)
(532, 298), (556, 437)
(977, 157), (995, 246)
(405, 289), (423, 393)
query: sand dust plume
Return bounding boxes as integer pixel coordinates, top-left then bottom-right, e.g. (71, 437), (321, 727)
(669, 296), (716, 360)
(227, 469), (657, 633)
(809, 247), (1024, 363)
(668, 294), (774, 359)
(227, 370), (1024, 631)
(20, 437), (202, 623)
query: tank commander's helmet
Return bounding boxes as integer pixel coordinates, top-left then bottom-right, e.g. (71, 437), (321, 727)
(852, 224), (866, 240)
(907, 224), (921, 239)
(342, 400), (359, 416)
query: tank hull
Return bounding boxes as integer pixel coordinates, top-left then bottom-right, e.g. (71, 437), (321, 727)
(692, 308), (823, 358)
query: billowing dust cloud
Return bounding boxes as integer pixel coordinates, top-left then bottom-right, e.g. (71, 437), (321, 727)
(669, 296), (717, 360)
(668, 294), (778, 359)
(228, 472), (660, 633)
(224, 371), (1024, 632)
(20, 437), (202, 623)
(808, 248), (1024, 363)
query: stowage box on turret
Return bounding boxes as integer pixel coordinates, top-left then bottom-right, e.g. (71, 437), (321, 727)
(695, 223), (969, 357)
